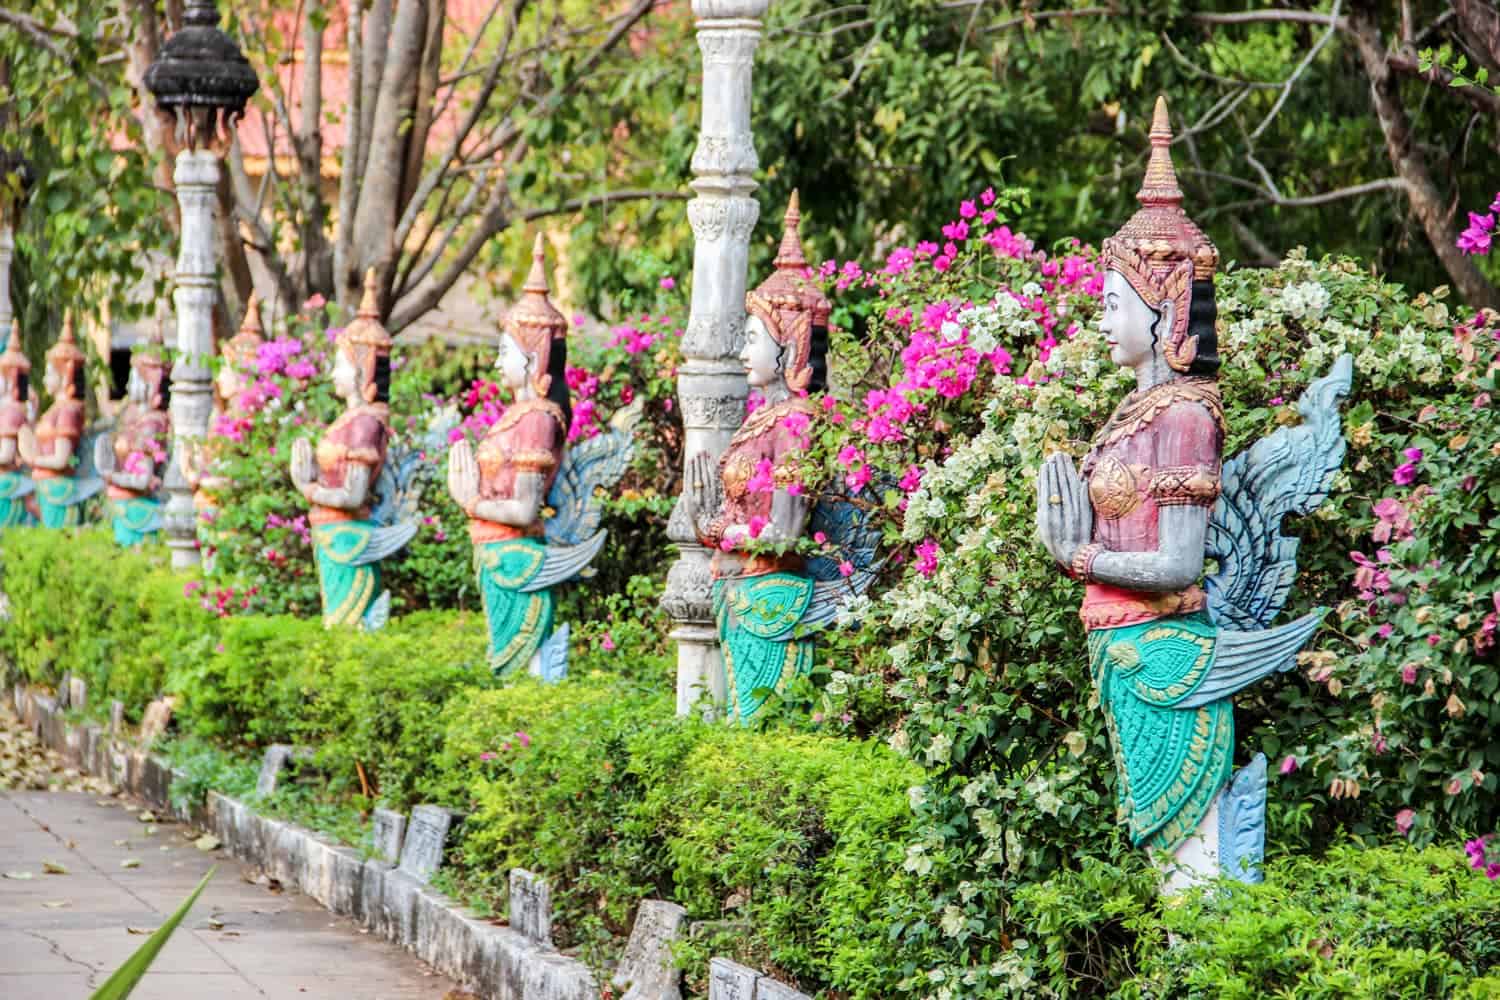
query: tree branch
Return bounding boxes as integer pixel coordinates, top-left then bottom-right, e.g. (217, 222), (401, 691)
(519, 188), (691, 222)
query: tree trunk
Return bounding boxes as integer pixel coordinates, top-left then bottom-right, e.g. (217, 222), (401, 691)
(1348, 3), (1500, 308)
(348, 0), (428, 311)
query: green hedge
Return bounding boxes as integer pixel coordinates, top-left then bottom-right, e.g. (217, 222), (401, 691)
(4, 529), (1499, 997)
(0, 528), (921, 994)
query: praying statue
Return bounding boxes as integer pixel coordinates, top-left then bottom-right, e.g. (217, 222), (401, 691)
(19, 314), (101, 527)
(0, 322), (36, 528)
(97, 326), (172, 546)
(1036, 97), (1353, 891)
(682, 194), (879, 723)
(183, 293), (265, 521)
(290, 271), (415, 629)
(447, 235), (637, 679)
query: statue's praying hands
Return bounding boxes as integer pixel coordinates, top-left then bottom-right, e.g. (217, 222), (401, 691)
(1037, 450), (1093, 567)
(447, 438), (481, 514)
(290, 436), (317, 490)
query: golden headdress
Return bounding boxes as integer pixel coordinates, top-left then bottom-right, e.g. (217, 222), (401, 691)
(746, 192), (830, 394)
(46, 312), (87, 398)
(337, 270), (394, 403)
(132, 321), (170, 410)
(503, 234), (567, 397)
(1100, 96), (1220, 373)
(0, 320), (30, 390)
(222, 292), (266, 370)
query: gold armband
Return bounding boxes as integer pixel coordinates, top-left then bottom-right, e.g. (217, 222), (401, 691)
(1148, 465), (1221, 507)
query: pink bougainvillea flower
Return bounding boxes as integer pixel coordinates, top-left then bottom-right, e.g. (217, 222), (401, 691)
(1279, 755), (1298, 775)
(980, 187), (996, 206)
(303, 293), (327, 311)
(601, 633), (616, 652)
(1395, 808), (1416, 835)
(747, 515), (768, 539)
(1401, 663), (1418, 685)
(1458, 211), (1496, 255)
(838, 560), (854, 578)
(914, 537), (940, 578)
(659, 276), (676, 291)
(813, 531), (828, 545)
(516, 731), (532, 749)
(746, 459), (775, 494)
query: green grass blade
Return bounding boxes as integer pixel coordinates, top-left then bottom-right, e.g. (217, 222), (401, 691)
(89, 866), (216, 1000)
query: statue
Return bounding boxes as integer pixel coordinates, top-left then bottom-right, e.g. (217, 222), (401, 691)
(1035, 97), (1352, 891)
(182, 295), (264, 571)
(0, 321), (36, 528)
(19, 313), (101, 527)
(447, 235), (638, 679)
(681, 194), (880, 723)
(97, 326), (172, 546)
(289, 271), (415, 630)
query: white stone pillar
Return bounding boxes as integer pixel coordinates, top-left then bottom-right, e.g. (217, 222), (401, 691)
(663, 0), (770, 717)
(163, 149), (221, 569)
(0, 222), (14, 341)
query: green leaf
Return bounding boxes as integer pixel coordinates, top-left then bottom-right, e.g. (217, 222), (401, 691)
(89, 867), (215, 1000)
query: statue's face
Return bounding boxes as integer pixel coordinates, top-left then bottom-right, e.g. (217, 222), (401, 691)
(43, 366), (60, 398)
(740, 315), (781, 389)
(215, 362), (243, 406)
(332, 349), (358, 400)
(126, 367), (147, 405)
(496, 333), (531, 392)
(1101, 270), (1162, 370)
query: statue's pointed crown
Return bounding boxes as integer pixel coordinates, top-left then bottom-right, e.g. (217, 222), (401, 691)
(1101, 96), (1219, 372)
(46, 311), (86, 373)
(1102, 97), (1218, 283)
(223, 291), (266, 367)
(505, 233), (568, 361)
(339, 270), (393, 356)
(0, 319), (29, 377)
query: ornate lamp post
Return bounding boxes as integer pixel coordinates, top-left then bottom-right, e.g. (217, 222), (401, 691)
(144, 0), (259, 569)
(662, 0), (771, 716)
(0, 148), (33, 347)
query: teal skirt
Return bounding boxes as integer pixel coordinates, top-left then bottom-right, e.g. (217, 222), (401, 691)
(713, 572), (816, 724)
(312, 520), (382, 628)
(0, 471), (34, 528)
(474, 537), (554, 677)
(111, 495), (162, 547)
(36, 477), (84, 529)
(1087, 612), (1234, 853)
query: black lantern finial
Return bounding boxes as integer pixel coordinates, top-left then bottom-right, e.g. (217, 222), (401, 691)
(143, 0), (260, 151)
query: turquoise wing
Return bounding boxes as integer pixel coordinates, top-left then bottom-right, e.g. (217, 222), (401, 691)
(544, 401), (640, 547)
(1206, 354), (1352, 630)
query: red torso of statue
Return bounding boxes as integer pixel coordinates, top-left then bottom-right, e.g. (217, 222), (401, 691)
(704, 395), (817, 579)
(0, 399), (27, 473)
(107, 405), (171, 500)
(31, 400), (85, 481)
(1079, 377), (1225, 630)
(470, 398), (566, 544)
(311, 404), (389, 524)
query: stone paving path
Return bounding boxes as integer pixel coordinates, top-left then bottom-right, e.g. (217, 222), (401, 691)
(0, 789), (468, 999)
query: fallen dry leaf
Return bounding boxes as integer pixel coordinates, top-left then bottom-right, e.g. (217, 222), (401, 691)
(41, 901), (70, 909)
(120, 859), (141, 869)
(138, 811), (155, 823)
(41, 861), (67, 875)
(195, 834), (221, 852)
(126, 926), (157, 935)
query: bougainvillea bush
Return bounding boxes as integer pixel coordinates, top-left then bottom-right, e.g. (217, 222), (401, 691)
(201, 286), (686, 624)
(749, 196), (1500, 992)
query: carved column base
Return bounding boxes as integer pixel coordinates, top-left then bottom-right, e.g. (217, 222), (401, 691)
(672, 623), (725, 719)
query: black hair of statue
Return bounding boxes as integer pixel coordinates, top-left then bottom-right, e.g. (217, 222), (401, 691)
(808, 322), (830, 396)
(546, 338), (572, 431)
(374, 355), (392, 405)
(1185, 279), (1221, 377)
